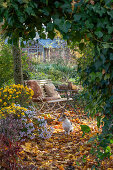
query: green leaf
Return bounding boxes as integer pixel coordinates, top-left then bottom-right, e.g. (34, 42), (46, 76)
(85, 20), (94, 29)
(12, 3), (18, 10)
(107, 11), (113, 18)
(100, 54), (105, 64)
(104, 63), (110, 72)
(110, 139), (113, 144)
(104, 74), (110, 80)
(19, 16), (25, 23)
(55, 1), (61, 8)
(99, 7), (106, 17)
(110, 53), (113, 60)
(8, 16), (14, 26)
(76, 161), (80, 166)
(95, 60), (102, 70)
(109, 95), (113, 103)
(82, 155), (87, 163)
(106, 25), (113, 34)
(105, 146), (111, 153)
(74, 14), (81, 21)
(80, 125), (91, 136)
(42, 8), (49, 16)
(94, 31), (103, 38)
(25, 7), (34, 15)
(111, 70), (113, 79)
(54, 18), (61, 25)
(103, 35), (111, 41)
(59, 21), (71, 33)
(17, 0), (24, 4)
(89, 72), (96, 81)
(96, 72), (102, 80)
(97, 116), (101, 128)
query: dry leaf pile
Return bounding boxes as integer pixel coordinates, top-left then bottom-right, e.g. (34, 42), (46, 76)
(19, 106), (113, 169)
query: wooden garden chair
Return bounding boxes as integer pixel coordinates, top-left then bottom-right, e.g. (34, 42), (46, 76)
(24, 79), (73, 114)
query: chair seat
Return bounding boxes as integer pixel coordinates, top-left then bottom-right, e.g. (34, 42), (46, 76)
(47, 97), (73, 103)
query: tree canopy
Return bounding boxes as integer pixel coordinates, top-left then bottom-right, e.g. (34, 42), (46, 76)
(0, 0), (112, 44)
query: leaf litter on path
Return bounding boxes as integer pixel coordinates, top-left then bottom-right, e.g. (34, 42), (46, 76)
(19, 107), (113, 169)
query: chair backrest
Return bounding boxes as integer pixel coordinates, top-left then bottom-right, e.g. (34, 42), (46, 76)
(24, 79), (53, 97)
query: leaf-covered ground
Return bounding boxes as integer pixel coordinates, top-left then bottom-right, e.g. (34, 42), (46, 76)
(19, 105), (113, 169)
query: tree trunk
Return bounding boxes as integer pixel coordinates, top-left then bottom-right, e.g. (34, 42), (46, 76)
(12, 44), (23, 85)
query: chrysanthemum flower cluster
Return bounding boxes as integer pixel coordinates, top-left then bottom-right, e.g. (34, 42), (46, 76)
(0, 84), (54, 141)
(0, 84), (34, 107)
(0, 103), (54, 141)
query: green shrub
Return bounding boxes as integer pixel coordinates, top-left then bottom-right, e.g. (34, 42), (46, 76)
(0, 38), (14, 87)
(35, 61), (78, 84)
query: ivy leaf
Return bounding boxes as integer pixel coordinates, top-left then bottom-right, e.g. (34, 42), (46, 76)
(105, 0), (112, 7)
(104, 63), (110, 72)
(54, 18), (61, 25)
(80, 125), (91, 137)
(100, 54), (105, 64)
(74, 14), (81, 21)
(8, 16), (14, 26)
(12, 3), (18, 10)
(25, 7), (35, 16)
(96, 72), (102, 80)
(89, 72), (96, 81)
(19, 16), (25, 23)
(85, 20), (94, 29)
(17, 0), (24, 4)
(54, 1), (61, 8)
(94, 31), (103, 38)
(109, 95), (113, 103)
(107, 11), (113, 18)
(95, 60), (102, 70)
(110, 139), (113, 144)
(104, 74), (110, 80)
(105, 146), (111, 153)
(59, 21), (71, 33)
(111, 70), (113, 79)
(110, 53), (113, 60)
(41, 8), (49, 16)
(99, 7), (106, 17)
(106, 26), (113, 34)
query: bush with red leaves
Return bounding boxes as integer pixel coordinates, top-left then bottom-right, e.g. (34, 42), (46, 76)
(0, 134), (23, 169)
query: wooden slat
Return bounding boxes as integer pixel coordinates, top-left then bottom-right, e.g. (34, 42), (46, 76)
(47, 98), (73, 103)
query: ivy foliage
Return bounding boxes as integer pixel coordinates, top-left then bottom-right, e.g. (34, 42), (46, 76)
(0, 0), (113, 165)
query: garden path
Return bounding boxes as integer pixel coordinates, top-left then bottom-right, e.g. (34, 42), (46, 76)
(19, 105), (113, 169)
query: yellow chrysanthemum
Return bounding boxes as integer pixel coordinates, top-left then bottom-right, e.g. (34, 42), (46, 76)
(21, 112), (25, 116)
(3, 89), (7, 93)
(3, 102), (7, 106)
(0, 99), (2, 102)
